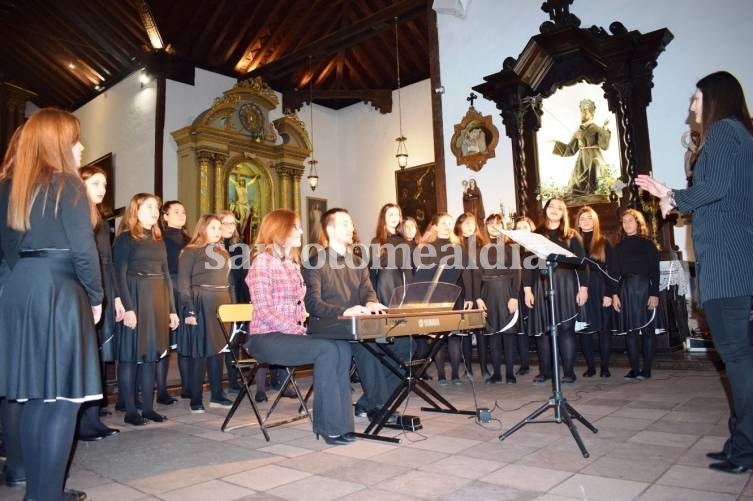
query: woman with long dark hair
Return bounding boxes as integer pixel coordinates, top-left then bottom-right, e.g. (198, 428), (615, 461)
(114, 193), (179, 426)
(76, 165), (124, 442)
(0, 108), (102, 500)
(637, 70), (753, 474)
(523, 198), (587, 384)
(160, 200), (190, 403)
(482, 213), (521, 384)
(178, 214), (233, 412)
(575, 206), (615, 378)
(611, 209), (659, 382)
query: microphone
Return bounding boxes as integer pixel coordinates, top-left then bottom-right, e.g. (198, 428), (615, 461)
(546, 253), (586, 266)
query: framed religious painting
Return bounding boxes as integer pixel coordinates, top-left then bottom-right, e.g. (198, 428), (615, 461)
(395, 162), (436, 232)
(83, 152), (115, 217)
(449, 105), (500, 172)
(306, 196), (327, 245)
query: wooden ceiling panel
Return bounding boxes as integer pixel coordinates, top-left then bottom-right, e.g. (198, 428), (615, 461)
(1, 0), (431, 110)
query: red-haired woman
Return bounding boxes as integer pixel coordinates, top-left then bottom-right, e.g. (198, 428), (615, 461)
(114, 193), (180, 426)
(611, 209), (659, 380)
(178, 214), (233, 412)
(523, 198), (587, 384)
(0, 109), (102, 501)
(245, 209), (355, 445)
(575, 206), (615, 378)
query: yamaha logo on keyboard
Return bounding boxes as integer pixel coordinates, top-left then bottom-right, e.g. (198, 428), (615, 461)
(418, 318), (440, 328)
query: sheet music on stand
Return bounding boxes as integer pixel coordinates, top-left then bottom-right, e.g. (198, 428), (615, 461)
(500, 229), (576, 261)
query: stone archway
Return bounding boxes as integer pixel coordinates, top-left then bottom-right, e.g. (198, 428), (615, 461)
(171, 77), (311, 229)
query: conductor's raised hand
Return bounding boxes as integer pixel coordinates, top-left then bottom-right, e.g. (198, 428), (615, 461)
(635, 175), (671, 199)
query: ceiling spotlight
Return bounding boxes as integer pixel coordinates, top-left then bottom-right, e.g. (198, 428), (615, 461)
(94, 85), (103, 91)
(68, 63), (76, 69)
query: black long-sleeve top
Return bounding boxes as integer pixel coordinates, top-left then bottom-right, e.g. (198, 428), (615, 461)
(522, 229), (587, 288)
(581, 230), (616, 296)
(303, 247), (377, 318)
(416, 237), (478, 302)
(369, 233), (414, 306)
(224, 237), (250, 304)
(95, 220), (119, 301)
(177, 245), (230, 314)
(0, 174), (103, 306)
(112, 229), (175, 313)
(163, 226), (189, 276)
(611, 235), (660, 296)
(483, 237), (522, 291)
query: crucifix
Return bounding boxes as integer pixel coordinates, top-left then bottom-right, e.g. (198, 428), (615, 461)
(466, 92), (477, 107)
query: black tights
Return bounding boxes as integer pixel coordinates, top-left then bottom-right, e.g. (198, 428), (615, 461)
(21, 399), (80, 501)
(188, 355), (224, 405)
(156, 355), (171, 399)
(579, 331), (612, 371)
(626, 329), (654, 373)
(434, 336), (462, 380)
(1, 399), (24, 480)
(488, 333), (525, 378)
(534, 321), (576, 379)
(118, 361), (157, 416)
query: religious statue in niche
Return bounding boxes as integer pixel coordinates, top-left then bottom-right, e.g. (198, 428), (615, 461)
(449, 93), (500, 172)
(551, 99), (611, 197)
(462, 178), (485, 223)
(227, 167), (260, 235)
(536, 82), (622, 205)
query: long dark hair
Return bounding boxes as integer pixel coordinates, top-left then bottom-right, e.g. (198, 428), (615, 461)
(696, 71), (753, 142)
(537, 198), (575, 241)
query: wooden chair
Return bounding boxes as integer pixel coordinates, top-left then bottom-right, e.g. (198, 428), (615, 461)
(217, 304), (311, 439)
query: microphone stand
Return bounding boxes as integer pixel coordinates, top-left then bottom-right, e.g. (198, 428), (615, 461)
(498, 257), (598, 457)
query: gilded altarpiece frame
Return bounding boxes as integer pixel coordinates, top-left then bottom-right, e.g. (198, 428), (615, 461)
(172, 78), (312, 232)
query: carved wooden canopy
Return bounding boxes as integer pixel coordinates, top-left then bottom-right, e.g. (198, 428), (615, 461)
(473, 4), (673, 228)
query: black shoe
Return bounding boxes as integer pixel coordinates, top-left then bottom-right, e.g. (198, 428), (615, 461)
(353, 403), (368, 418)
(706, 451), (727, 461)
(254, 391), (268, 403)
(99, 426), (120, 438)
(190, 404), (206, 414)
(532, 374), (550, 384)
(600, 368), (611, 378)
(4, 471), (26, 488)
(562, 375), (577, 384)
(506, 375), (517, 384)
(321, 435), (350, 446)
(98, 407), (112, 417)
(341, 432), (358, 442)
(156, 394), (177, 405)
(209, 397), (233, 408)
(637, 371), (651, 380)
(624, 370), (639, 380)
(516, 366), (530, 376)
(180, 392), (191, 399)
(115, 400), (142, 412)
(582, 368), (596, 377)
(708, 460), (749, 474)
(124, 413), (148, 426)
(485, 374), (503, 384)
(63, 488), (87, 501)
(142, 410), (168, 423)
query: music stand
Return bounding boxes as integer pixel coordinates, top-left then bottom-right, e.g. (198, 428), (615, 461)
(497, 230), (598, 458)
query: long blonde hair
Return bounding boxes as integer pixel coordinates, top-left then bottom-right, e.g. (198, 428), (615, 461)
(7, 108), (95, 230)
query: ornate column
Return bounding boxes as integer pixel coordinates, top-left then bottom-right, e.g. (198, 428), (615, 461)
(292, 174), (302, 215)
(197, 151), (213, 215)
(278, 166), (291, 209)
(213, 153), (228, 213)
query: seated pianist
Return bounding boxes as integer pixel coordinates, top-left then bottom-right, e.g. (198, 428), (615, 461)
(303, 208), (409, 421)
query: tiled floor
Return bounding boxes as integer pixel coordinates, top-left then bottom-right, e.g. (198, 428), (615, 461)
(2, 360), (751, 500)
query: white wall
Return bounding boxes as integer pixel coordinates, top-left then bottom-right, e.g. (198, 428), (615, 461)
(75, 71), (156, 210)
(164, 68), (236, 201)
(437, 0), (753, 258)
(337, 79), (435, 238)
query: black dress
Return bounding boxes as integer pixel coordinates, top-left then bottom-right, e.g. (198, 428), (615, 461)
(95, 221), (119, 361)
(369, 234), (414, 306)
(164, 226), (189, 347)
(612, 235), (660, 333)
(113, 229), (175, 362)
(177, 245), (231, 357)
(580, 231), (616, 333)
(481, 238), (521, 334)
(0, 174), (104, 401)
(224, 237), (250, 304)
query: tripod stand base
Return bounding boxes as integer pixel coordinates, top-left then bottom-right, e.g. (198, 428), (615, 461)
(499, 394), (598, 458)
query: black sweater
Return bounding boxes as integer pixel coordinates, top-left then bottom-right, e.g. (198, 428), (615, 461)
(611, 235), (661, 296)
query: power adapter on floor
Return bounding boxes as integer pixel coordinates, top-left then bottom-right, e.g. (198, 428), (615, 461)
(476, 407), (492, 423)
